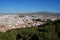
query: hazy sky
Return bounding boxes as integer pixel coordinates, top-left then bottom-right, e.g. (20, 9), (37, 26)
(0, 0), (60, 13)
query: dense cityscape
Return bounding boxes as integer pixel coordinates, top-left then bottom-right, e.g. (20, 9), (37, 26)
(0, 14), (60, 32)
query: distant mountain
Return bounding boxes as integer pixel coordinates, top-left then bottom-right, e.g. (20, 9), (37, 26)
(0, 12), (60, 16)
(25, 12), (60, 16)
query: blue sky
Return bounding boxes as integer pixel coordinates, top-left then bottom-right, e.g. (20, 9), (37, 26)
(0, 0), (60, 13)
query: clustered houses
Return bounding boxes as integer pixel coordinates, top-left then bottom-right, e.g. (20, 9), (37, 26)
(0, 14), (60, 32)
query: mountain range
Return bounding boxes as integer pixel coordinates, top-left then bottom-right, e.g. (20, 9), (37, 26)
(0, 12), (60, 16)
